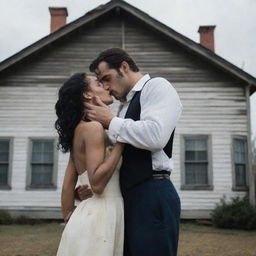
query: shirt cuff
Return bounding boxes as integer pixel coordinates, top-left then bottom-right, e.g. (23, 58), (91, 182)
(109, 117), (125, 140)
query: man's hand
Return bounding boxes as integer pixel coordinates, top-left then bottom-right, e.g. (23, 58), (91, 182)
(75, 185), (93, 201)
(85, 96), (114, 129)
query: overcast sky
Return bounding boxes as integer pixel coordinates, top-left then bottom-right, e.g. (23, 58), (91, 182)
(0, 0), (255, 138)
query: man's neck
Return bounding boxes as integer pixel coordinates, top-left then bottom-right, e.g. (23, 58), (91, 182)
(128, 72), (144, 91)
(120, 72), (144, 102)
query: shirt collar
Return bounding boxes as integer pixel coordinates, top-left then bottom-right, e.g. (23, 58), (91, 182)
(125, 74), (150, 102)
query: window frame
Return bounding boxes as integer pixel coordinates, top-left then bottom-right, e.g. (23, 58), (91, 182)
(231, 135), (248, 191)
(0, 137), (13, 190)
(180, 134), (213, 191)
(26, 137), (58, 190)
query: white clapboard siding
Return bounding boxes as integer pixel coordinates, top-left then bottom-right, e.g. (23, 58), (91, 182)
(0, 87), (62, 207)
(0, 86), (119, 210)
(122, 14), (248, 212)
(0, 13), (249, 218)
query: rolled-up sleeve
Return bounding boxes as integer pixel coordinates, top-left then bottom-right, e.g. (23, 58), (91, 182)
(109, 78), (182, 151)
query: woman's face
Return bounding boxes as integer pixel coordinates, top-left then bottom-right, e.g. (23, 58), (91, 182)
(86, 76), (113, 105)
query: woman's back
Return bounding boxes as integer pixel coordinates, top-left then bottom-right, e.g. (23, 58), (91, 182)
(71, 121), (121, 192)
(71, 121), (94, 175)
(57, 121), (124, 256)
(55, 73), (124, 255)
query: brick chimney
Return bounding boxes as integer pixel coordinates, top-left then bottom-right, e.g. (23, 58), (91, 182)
(198, 25), (216, 52)
(49, 7), (68, 33)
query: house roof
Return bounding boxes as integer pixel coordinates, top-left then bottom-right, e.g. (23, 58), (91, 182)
(0, 0), (255, 94)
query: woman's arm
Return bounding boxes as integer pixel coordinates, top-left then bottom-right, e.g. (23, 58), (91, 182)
(82, 121), (124, 194)
(61, 155), (78, 222)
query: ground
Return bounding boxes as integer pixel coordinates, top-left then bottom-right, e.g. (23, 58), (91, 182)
(0, 222), (255, 256)
(179, 223), (256, 256)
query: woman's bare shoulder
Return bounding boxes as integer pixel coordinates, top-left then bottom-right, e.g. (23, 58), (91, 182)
(76, 121), (105, 139)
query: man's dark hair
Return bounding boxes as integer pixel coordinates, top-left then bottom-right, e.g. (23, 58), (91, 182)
(89, 48), (139, 73)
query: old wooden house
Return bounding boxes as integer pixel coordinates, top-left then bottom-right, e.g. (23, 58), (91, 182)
(0, 0), (255, 219)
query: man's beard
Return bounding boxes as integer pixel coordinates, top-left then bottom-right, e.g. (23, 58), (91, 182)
(114, 72), (129, 102)
(113, 93), (125, 102)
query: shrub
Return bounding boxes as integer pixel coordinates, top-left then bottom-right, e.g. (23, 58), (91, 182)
(0, 210), (12, 224)
(13, 215), (44, 225)
(211, 195), (256, 230)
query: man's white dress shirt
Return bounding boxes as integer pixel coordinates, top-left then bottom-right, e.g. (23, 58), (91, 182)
(109, 74), (182, 172)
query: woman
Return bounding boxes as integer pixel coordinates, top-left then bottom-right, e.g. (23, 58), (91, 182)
(55, 73), (124, 256)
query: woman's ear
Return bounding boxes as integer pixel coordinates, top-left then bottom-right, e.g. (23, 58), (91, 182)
(83, 92), (93, 100)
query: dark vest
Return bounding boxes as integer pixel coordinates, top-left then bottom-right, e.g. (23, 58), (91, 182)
(119, 79), (175, 193)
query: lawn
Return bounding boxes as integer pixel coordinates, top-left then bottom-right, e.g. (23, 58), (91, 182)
(0, 222), (255, 256)
(179, 223), (256, 256)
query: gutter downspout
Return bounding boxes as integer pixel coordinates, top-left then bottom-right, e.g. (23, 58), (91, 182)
(246, 84), (255, 206)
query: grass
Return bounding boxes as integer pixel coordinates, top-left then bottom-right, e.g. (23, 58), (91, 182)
(0, 222), (63, 256)
(179, 222), (256, 256)
(0, 222), (255, 256)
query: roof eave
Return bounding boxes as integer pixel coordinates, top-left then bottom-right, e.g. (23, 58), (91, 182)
(0, 0), (118, 73)
(0, 0), (256, 94)
(118, 3), (256, 90)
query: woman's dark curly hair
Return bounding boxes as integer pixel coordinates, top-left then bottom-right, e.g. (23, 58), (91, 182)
(55, 72), (89, 153)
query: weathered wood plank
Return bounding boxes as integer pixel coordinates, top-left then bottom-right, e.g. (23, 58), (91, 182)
(0, 13), (249, 217)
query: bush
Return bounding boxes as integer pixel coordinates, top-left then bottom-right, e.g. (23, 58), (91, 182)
(211, 195), (256, 230)
(0, 210), (44, 225)
(14, 215), (42, 225)
(0, 210), (12, 224)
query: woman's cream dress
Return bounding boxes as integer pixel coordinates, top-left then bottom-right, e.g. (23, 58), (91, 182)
(56, 160), (124, 256)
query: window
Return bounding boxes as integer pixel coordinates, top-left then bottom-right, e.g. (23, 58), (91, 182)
(232, 136), (248, 190)
(0, 139), (12, 189)
(27, 139), (57, 189)
(181, 135), (213, 190)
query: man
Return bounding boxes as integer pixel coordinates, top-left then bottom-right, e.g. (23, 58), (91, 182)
(84, 48), (182, 256)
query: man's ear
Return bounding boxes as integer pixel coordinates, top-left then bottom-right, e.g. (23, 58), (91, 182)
(120, 61), (130, 73)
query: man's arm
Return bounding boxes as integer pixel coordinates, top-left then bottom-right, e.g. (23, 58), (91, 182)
(109, 78), (182, 151)
(85, 78), (182, 151)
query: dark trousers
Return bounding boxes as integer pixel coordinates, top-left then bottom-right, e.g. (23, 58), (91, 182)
(123, 178), (181, 256)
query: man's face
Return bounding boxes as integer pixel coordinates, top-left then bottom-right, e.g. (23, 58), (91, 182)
(95, 61), (130, 101)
